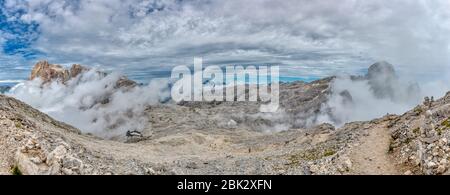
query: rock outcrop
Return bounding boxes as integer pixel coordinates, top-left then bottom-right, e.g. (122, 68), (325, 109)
(389, 93), (450, 175)
(364, 61), (420, 101)
(366, 61), (397, 99)
(0, 94), (169, 175)
(30, 61), (74, 84)
(29, 60), (137, 88)
(367, 61), (397, 81)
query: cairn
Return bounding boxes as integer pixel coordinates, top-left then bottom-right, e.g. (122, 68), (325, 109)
(423, 96), (434, 109)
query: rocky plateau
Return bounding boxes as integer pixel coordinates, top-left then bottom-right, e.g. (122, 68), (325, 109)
(0, 61), (449, 175)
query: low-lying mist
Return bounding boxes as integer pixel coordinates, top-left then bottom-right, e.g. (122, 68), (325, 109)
(8, 69), (170, 139)
(315, 76), (418, 126)
(314, 61), (449, 127)
(6, 61), (450, 138)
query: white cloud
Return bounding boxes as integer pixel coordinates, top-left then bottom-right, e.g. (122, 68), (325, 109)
(9, 69), (171, 138)
(2, 0), (450, 81)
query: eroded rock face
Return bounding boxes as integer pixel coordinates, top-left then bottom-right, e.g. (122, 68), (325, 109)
(30, 61), (89, 84)
(365, 61), (420, 102)
(69, 64), (88, 79)
(30, 61), (71, 84)
(367, 61), (396, 81)
(29, 60), (137, 89)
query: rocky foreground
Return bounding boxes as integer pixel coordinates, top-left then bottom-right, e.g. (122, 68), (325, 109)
(1, 61), (450, 175)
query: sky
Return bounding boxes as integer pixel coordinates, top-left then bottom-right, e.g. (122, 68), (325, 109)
(1, 0), (450, 83)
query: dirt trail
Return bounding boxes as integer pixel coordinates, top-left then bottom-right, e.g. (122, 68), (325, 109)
(350, 124), (400, 175)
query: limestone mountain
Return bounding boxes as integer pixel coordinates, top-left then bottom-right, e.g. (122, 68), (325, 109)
(1, 61), (449, 175)
(29, 60), (137, 88)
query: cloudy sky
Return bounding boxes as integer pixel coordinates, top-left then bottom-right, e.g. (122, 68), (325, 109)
(1, 0), (450, 82)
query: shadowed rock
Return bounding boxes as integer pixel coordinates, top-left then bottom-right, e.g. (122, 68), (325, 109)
(367, 61), (396, 81)
(366, 61), (397, 99)
(339, 90), (353, 106)
(0, 86), (11, 94)
(365, 61), (420, 103)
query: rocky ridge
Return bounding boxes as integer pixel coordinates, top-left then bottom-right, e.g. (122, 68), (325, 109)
(29, 60), (137, 88)
(389, 93), (450, 175)
(1, 61), (449, 175)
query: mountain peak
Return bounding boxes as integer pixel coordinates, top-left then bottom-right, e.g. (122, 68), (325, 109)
(367, 61), (396, 80)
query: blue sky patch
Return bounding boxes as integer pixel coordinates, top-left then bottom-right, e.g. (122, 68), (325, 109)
(0, 0), (40, 59)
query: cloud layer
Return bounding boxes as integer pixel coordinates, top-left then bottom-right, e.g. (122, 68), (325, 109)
(9, 69), (171, 138)
(1, 0), (450, 82)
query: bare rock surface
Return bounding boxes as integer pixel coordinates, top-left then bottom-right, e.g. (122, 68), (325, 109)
(30, 61), (77, 84)
(2, 60), (450, 175)
(29, 60), (136, 88)
(0, 93), (362, 175)
(0, 92), (417, 175)
(2, 88), (450, 175)
(389, 92), (450, 175)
